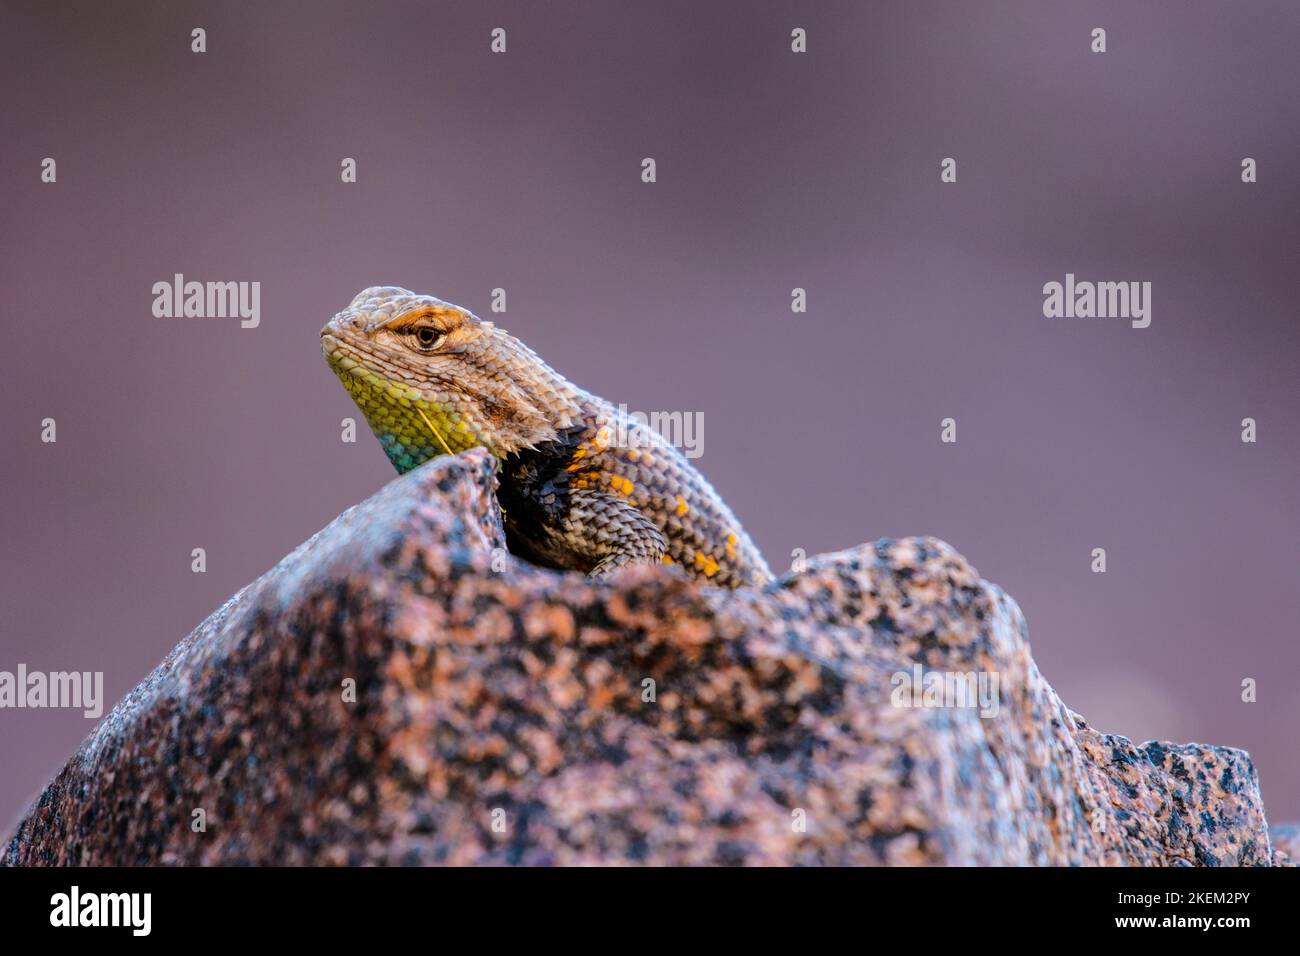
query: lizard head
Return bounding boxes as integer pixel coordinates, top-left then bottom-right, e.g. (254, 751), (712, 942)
(322, 286), (582, 473)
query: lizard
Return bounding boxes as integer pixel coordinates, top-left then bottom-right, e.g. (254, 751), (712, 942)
(321, 286), (772, 589)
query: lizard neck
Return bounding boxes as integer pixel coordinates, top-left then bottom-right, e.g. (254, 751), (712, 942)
(372, 356), (593, 474)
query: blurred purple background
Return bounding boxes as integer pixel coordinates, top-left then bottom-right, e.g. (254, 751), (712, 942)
(2, 0), (1298, 831)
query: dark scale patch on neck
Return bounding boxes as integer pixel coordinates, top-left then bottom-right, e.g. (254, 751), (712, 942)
(496, 424), (589, 572)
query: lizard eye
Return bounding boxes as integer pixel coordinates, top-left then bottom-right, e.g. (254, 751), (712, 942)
(413, 327), (445, 351)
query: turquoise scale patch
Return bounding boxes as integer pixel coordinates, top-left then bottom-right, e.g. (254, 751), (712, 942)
(379, 434), (436, 474)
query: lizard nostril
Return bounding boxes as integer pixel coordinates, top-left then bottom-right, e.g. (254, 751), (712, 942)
(323, 313), (356, 336)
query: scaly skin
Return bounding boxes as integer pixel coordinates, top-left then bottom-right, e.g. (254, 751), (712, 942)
(321, 286), (772, 588)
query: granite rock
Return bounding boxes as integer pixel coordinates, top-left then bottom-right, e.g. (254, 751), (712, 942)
(3, 450), (1291, 865)
(1268, 824), (1299, 865)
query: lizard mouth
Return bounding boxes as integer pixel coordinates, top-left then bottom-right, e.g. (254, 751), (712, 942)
(322, 332), (469, 400)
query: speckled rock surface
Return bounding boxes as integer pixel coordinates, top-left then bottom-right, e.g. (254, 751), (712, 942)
(1268, 824), (1299, 865)
(3, 450), (1291, 865)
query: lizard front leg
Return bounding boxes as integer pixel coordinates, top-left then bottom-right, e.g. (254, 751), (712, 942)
(564, 488), (667, 578)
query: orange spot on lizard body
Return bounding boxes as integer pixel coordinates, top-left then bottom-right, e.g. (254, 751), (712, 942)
(693, 552), (720, 577)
